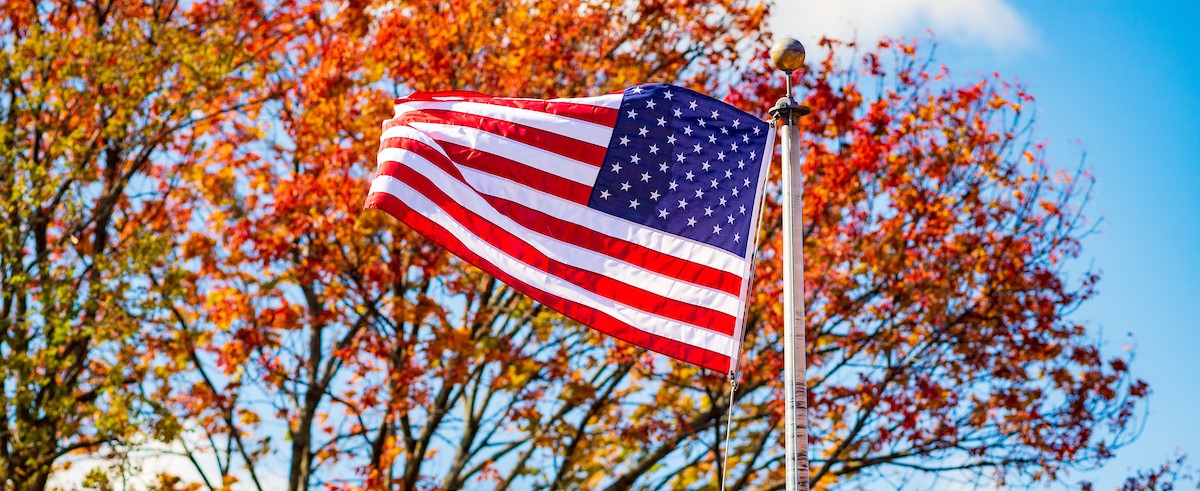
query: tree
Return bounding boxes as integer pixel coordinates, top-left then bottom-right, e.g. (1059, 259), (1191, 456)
(729, 38), (1146, 488)
(18, 0), (1148, 489)
(0, 0), (297, 489)
(162, 0), (774, 490)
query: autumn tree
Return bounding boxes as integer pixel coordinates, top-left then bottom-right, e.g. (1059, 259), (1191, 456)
(0, 0), (298, 489)
(17, 1), (1146, 490)
(162, 0), (773, 490)
(720, 38), (1146, 488)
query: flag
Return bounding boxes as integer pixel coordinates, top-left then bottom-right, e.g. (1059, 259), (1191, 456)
(364, 83), (774, 373)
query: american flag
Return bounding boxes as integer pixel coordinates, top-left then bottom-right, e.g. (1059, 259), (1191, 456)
(365, 83), (774, 372)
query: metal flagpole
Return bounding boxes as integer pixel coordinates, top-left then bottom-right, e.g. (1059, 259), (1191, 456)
(767, 37), (811, 491)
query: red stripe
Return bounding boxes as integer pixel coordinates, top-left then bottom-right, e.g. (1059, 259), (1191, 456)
(376, 137), (743, 295)
(364, 191), (731, 372)
(387, 110), (607, 167)
(396, 92), (620, 127)
(374, 163), (737, 336)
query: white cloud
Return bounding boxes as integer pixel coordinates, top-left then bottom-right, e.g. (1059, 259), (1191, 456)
(770, 0), (1036, 54)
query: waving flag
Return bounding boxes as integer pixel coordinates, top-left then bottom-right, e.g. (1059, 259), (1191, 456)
(365, 83), (774, 372)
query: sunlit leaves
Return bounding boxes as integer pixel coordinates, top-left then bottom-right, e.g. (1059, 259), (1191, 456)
(0, 0), (303, 487)
(734, 38), (1146, 488)
(4, 1), (1148, 489)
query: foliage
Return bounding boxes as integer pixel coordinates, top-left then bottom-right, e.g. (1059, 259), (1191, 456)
(0, 0), (293, 488)
(160, 0), (771, 490)
(735, 38), (1145, 488)
(1, 0), (1153, 490)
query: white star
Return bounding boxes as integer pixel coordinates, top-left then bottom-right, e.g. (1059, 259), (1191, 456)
(658, 208), (670, 219)
(687, 216), (697, 227)
(694, 188), (705, 198)
(752, 126), (760, 135)
(739, 204), (746, 214)
(619, 135), (630, 146)
(631, 86), (644, 94)
(698, 119), (706, 128)
(732, 118), (741, 128)
(663, 90), (674, 100)
(731, 188), (739, 197)
(629, 199), (640, 209)
(659, 162), (669, 172)
(712, 224), (722, 234)
(688, 100), (698, 110)
(638, 126), (649, 137)
(626, 108), (638, 119)
(710, 109), (719, 119)
(704, 206), (714, 217)
(734, 233), (740, 243)
(707, 134), (717, 144)
(749, 150), (757, 160)
(640, 172), (651, 182)
(683, 126), (693, 136)
(620, 181), (631, 191)
(646, 99), (657, 109)
(676, 153), (686, 163)
(710, 179), (719, 189)
(718, 196), (727, 206)
(668, 180), (678, 190)
(701, 161), (711, 172)
(685, 170), (695, 181)
(692, 143), (702, 153)
(730, 142), (739, 152)
(630, 154), (641, 165)
(737, 160), (745, 170)
(648, 144), (660, 155)
(599, 189), (611, 200)
(657, 117), (667, 127)
(726, 214), (735, 224)
(666, 134), (677, 144)
(720, 127), (729, 135)
(742, 134), (750, 143)
(743, 177), (751, 187)
(677, 198), (689, 209)
(717, 151), (726, 161)
(649, 190), (661, 200)
(672, 108), (682, 118)
(611, 162), (623, 173)
(724, 169), (733, 179)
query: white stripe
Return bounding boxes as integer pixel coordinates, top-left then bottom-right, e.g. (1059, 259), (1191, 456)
(389, 122), (601, 186)
(375, 147), (743, 317)
(458, 166), (747, 275)
(395, 100), (614, 147)
(547, 93), (624, 109)
(369, 176), (737, 356)
(377, 125), (449, 158)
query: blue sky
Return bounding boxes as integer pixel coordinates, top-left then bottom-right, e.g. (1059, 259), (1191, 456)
(772, 0), (1200, 487)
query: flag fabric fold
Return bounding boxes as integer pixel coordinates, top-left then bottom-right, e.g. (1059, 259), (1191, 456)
(364, 83), (774, 373)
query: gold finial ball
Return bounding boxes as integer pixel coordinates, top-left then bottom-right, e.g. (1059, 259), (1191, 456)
(770, 37), (806, 72)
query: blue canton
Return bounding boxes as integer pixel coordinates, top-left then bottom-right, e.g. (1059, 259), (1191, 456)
(588, 83), (771, 257)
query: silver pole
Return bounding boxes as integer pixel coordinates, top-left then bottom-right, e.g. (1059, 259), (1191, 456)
(768, 37), (811, 491)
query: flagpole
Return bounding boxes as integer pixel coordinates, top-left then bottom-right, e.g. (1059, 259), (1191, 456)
(768, 37), (811, 491)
